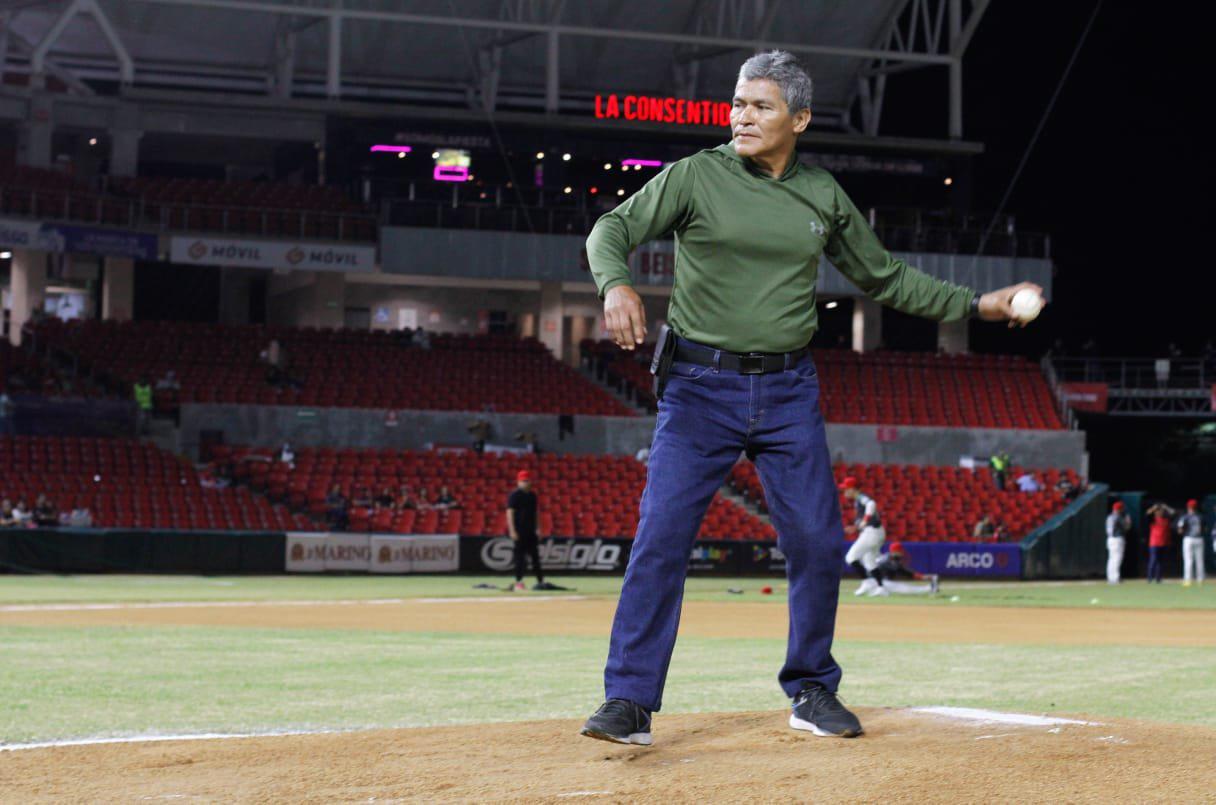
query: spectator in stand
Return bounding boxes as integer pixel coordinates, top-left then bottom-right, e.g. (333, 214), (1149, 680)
(0, 391), (13, 436)
(375, 486), (396, 510)
(1015, 472), (1042, 493)
(155, 370), (181, 392)
(133, 376), (153, 434)
(1055, 476), (1080, 502)
(973, 515), (996, 541)
(396, 485), (415, 510)
(0, 499), (16, 527)
(13, 499), (33, 526)
(1145, 502), (1176, 584)
(415, 488), (432, 510)
(435, 486), (459, 509)
(65, 507), (93, 528)
(33, 494), (58, 527)
(507, 470), (544, 591)
(468, 419), (492, 454)
(992, 521), (1011, 542)
(278, 442), (295, 469)
(351, 486), (373, 511)
(989, 451), (1011, 491)
(413, 327), (431, 350)
(1178, 499), (1205, 587)
(325, 485), (348, 531)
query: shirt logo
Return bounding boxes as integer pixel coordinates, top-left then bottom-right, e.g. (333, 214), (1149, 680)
(809, 220), (826, 237)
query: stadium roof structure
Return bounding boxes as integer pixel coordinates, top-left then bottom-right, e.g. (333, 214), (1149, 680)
(1, 0), (989, 153)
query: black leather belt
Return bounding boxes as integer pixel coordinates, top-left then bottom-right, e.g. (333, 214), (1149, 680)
(673, 337), (810, 375)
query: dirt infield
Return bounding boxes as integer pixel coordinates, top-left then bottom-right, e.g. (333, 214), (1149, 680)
(2, 597), (1214, 646)
(4, 708), (1214, 803)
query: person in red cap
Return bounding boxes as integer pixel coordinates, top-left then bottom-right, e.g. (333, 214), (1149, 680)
(1145, 502), (1176, 584)
(869, 542), (939, 595)
(1178, 499), (1205, 587)
(839, 477), (887, 597)
(506, 470), (544, 591)
(1105, 500), (1131, 584)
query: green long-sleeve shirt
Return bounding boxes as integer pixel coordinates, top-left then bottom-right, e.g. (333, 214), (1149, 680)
(587, 143), (975, 353)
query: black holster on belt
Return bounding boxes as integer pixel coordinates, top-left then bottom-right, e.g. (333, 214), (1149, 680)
(650, 324), (677, 401)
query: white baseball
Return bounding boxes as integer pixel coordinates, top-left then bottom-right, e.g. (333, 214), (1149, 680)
(1010, 289), (1043, 322)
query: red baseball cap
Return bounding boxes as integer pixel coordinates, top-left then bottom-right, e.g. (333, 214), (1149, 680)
(839, 476), (858, 491)
(1112, 501), (1125, 511)
(889, 541), (905, 555)
(1187, 499), (1198, 509)
(516, 470), (532, 482)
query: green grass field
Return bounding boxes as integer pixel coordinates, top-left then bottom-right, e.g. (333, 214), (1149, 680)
(1, 574), (1214, 745)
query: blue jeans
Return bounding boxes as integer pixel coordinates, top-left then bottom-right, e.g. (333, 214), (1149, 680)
(604, 345), (845, 711)
(1147, 546), (1164, 582)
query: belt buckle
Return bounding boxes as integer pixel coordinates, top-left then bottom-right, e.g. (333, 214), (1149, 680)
(738, 353), (766, 374)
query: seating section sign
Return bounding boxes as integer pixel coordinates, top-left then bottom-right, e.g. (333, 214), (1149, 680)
(285, 533), (458, 573)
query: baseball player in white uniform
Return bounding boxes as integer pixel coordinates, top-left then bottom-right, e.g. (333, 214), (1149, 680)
(1178, 499), (1204, 587)
(840, 477), (887, 596)
(1105, 500), (1131, 584)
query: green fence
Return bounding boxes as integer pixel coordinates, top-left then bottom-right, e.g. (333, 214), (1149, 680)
(1020, 483), (1109, 579)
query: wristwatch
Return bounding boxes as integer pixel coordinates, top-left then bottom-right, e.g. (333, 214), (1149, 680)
(969, 293), (982, 319)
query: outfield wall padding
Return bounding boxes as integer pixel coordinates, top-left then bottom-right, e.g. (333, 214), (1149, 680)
(1020, 483), (1109, 579)
(0, 528), (285, 574)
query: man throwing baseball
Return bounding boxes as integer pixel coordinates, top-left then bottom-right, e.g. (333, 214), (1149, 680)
(580, 49), (1042, 746)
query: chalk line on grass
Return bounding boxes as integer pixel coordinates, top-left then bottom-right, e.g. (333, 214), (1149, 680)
(0, 595), (584, 613)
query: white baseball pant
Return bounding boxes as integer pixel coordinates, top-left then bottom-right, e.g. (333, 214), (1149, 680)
(845, 526), (886, 571)
(1182, 537), (1204, 583)
(1106, 537), (1125, 583)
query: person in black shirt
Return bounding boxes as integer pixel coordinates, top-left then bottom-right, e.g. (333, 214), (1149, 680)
(507, 470), (543, 590)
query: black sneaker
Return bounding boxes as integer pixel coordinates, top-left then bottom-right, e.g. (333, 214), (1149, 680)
(789, 682), (863, 738)
(580, 699), (653, 745)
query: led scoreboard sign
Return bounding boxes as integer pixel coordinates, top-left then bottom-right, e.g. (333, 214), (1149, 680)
(594, 94), (732, 127)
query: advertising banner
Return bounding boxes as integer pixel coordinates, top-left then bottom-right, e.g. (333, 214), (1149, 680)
(0, 217), (155, 258)
(285, 532), (327, 571)
(56, 224), (158, 260)
(464, 535), (630, 573)
(370, 534), (459, 573)
(287, 532), (457, 572)
(452, 536), (1023, 578)
(170, 236), (376, 272)
(1059, 382), (1109, 413)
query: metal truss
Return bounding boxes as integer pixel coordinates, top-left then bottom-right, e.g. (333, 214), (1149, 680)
(851, 0), (989, 138)
(1106, 391), (1214, 418)
(104, 0), (954, 108)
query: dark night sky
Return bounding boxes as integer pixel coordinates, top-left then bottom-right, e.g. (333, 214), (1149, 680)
(883, 1), (1212, 357)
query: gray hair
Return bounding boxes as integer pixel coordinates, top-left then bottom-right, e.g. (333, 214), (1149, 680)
(737, 50), (813, 113)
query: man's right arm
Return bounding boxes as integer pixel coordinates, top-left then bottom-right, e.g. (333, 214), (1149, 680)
(587, 159), (696, 349)
(587, 158), (696, 299)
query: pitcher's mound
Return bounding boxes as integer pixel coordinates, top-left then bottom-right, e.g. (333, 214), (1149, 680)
(4, 707), (1214, 802)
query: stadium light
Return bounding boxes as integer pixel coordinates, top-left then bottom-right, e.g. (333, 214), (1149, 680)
(603, 163), (612, 170)
(0, 251), (11, 259)
(563, 186), (572, 194)
(616, 188), (625, 196)
(589, 187), (598, 194)
(432, 151), (440, 159)
(88, 137), (98, 146)
(536, 151), (545, 159)
(825, 301), (839, 309)
(944, 177), (954, 186)
(562, 153), (572, 161)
